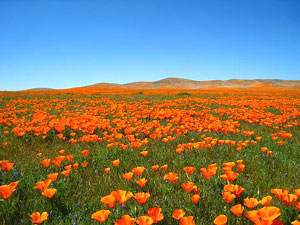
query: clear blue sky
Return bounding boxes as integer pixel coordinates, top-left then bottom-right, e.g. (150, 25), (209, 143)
(0, 0), (299, 90)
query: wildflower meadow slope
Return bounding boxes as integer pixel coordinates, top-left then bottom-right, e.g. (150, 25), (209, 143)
(0, 89), (300, 225)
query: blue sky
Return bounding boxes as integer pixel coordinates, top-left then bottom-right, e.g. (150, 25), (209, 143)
(0, 0), (299, 90)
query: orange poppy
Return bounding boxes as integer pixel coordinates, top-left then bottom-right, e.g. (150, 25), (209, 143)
(81, 149), (90, 156)
(163, 172), (178, 183)
(64, 165), (72, 170)
(91, 210), (110, 223)
(181, 182), (196, 193)
(112, 159), (120, 167)
(140, 151), (148, 157)
(104, 167), (111, 173)
(172, 209), (186, 220)
(81, 161), (88, 167)
(258, 207), (281, 221)
(101, 195), (116, 208)
(191, 194), (200, 204)
(115, 215), (136, 225)
(1, 161), (14, 172)
(72, 162), (79, 170)
(230, 204), (244, 216)
(40, 159), (51, 168)
(61, 169), (71, 176)
(183, 166), (196, 175)
(147, 207), (164, 223)
(0, 181), (19, 199)
(47, 173), (58, 182)
(151, 165), (159, 171)
(123, 172), (134, 181)
(243, 197), (259, 209)
(161, 164), (168, 171)
(58, 150), (65, 154)
(136, 216), (153, 225)
(30, 212), (48, 224)
(110, 190), (133, 204)
(179, 216), (196, 225)
(34, 179), (52, 191)
(133, 192), (150, 204)
(222, 192), (236, 203)
(214, 215), (227, 225)
(132, 166), (146, 176)
(259, 196), (272, 206)
(136, 178), (147, 187)
(42, 188), (56, 199)
(65, 154), (74, 162)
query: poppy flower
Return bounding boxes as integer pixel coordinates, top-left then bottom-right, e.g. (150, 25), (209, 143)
(183, 166), (196, 175)
(110, 190), (133, 204)
(115, 215), (136, 225)
(47, 173), (58, 182)
(1, 161), (14, 172)
(237, 163), (245, 172)
(222, 192), (236, 203)
(132, 167), (146, 176)
(258, 207), (281, 221)
(151, 165), (159, 171)
(230, 204), (244, 216)
(42, 188), (56, 199)
(101, 195), (116, 208)
(58, 150), (65, 154)
(191, 194), (200, 204)
(222, 171), (239, 182)
(161, 165), (168, 171)
(34, 179), (52, 191)
(123, 172), (134, 181)
(172, 209), (186, 220)
(259, 196), (272, 206)
(112, 159), (120, 167)
(200, 168), (216, 180)
(40, 159), (51, 168)
(30, 212), (48, 224)
(81, 149), (90, 156)
(91, 210), (110, 223)
(147, 207), (164, 223)
(64, 165), (72, 170)
(104, 168), (111, 173)
(65, 154), (74, 162)
(136, 216), (153, 225)
(163, 172), (178, 183)
(0, 181), (19, 199)
(73, 162), (79, 170)
(133, 192), (150, 204)
(179, 216), (196, 225)
(243, 197), (259, 209)
(181, 182), (196, 193)
(136, 178), (147, 187)
(294, 189), (300, 197)
(36, 153), (43, 157)
(140, 151), (148, 157)
(214, 215), (227, 225)
(81, 161), (88, 167)
(61, 169), (71, 176)
(245, 210), (262, 224)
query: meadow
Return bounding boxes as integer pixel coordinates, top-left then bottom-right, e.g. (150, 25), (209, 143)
(0, 89), (300, 225)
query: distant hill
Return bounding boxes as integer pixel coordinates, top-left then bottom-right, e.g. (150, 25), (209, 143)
(25, 88), (54, 91)
(20, 78), (300, 91)
(88, 78), (300, 89)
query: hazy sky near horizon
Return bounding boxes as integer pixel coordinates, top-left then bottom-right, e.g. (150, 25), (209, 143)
(0, 0), (300, 90)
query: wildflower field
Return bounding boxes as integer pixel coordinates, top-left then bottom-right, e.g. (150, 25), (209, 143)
(0, 88), (300, 225)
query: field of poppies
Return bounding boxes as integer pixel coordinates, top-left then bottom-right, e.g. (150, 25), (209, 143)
(0, 89), (300, 225)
